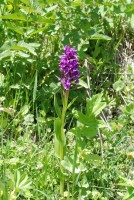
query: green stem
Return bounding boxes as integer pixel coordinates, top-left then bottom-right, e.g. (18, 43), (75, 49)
(60, 90), (69, 196)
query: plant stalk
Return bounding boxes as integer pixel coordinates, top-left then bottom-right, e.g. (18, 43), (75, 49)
(60, 90), (69, 196)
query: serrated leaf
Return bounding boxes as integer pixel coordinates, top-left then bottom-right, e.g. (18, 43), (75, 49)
(92, 102), (106, 116)
(86, 93), (106, 116)
(74, 110), (99, 126)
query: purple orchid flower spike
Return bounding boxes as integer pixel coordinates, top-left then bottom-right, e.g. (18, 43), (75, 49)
(59, 45), (80, 90)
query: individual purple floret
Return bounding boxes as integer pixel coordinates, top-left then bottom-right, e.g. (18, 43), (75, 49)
(59, 45), (80, 90)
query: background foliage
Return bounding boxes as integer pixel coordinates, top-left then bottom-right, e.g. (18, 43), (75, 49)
(0, 0), (134, 199)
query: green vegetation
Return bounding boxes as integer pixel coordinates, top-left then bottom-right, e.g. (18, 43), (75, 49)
(0, 0), (134, 199)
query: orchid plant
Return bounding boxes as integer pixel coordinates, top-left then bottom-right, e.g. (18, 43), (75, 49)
(54, 46), (80, 197)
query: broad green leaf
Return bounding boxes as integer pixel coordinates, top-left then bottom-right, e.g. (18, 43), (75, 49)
(54, 118), (62, 142)
(54, 118), (66, 158)
(78, 126), (98, 138)
(74, 110), (99, 126)
(113, 80), (125, 92)
(54, 94), (61, 118)
(86, 93), (106, 116)
(89, 33), (111, 40)
(54, 136), (61, 158)
(92, 102), (106, 117)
